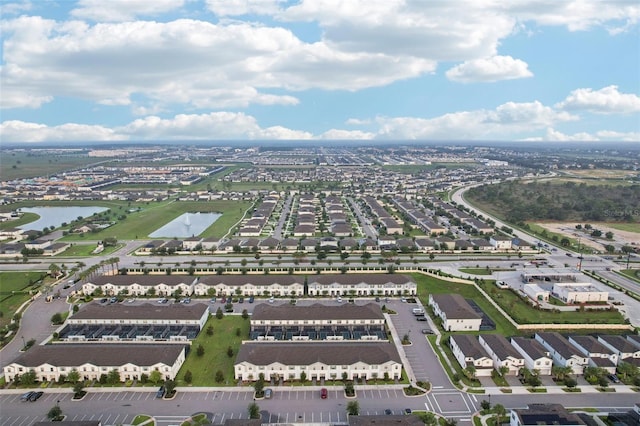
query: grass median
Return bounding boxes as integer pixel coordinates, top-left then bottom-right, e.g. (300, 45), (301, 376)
(176, 313), (250, 387)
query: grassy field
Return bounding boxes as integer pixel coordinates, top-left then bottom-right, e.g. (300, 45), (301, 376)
(383, 163), (477, 173)
(619, 269), (640, 283)
(57, 243), (122, 257)
(605, 222), (640, 233)
(458, 268), (493, 275)
(176, 314), (250, 386)
(411, 273), (517, 336)
(0, 213), (39, 231)
(0, 272), (48, 328)
(0, 151), (107, 181)
(477, 281), (626, 325)
(61, 200), (252, 240)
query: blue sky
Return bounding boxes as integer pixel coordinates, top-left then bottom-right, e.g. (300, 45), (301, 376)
(1, 0), (639, 143)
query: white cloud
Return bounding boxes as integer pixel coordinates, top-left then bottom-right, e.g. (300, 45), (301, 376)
(445, 55), (533, 83)
(543, 128), (599, 141)
(556, 85), (640, 114)
(319, 129), (375, 139)
(0, 112), (312, 142)
(0, 17), (435, 111)
(345, 118), (372, 125)
(205, 0), (283, 16)
(71, 0), (185, 22)
(374, 100), (577, 140)
(0, 1), (31, 16)
(596, 130), (640, 141)
(0, 120), (125, 142)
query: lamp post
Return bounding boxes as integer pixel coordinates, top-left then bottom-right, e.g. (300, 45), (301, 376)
(21, 335), (25, 350)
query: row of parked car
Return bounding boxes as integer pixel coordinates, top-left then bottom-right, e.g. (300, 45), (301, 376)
(20, 391), (43, 402)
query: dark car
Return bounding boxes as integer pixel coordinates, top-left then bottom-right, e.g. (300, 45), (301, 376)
(384, 409), (392, 415)
(238, 297), (244, 303)
(29, 391), (43, 402)
(320, 388), (328, 399)
(20, 391), (34, 401)
(608, 374), (620, 383)
(248, 296), (254, 303)
(416, 315), (427, 321)
(156, 386), (165, 398)
(404, 408), (412, 415)
(221, 297), (227, 304)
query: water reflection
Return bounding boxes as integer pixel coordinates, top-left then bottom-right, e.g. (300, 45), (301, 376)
(149, 212), (221, 238)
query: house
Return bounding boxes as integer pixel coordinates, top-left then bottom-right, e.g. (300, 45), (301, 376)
(3, 344), (187, 383)
(449, 334), (494, 377)
(598, 335), (640, 363)
(349, 415), (424, 426)
(510, 337), (553, 376)
(280, 238), (299, 251)
(510, 404), (587, 426)
(523, 283), (550, 303)
(59, 302), (208, 342)
(435, 237), (455, 250)
(82, 275), (198, 297)
(307, 273), (416, 297)
(250, 303), (386, 341)
(195, 275), (304, 297)
(182, 237), (202, 251)
(479, 334), (525, 375)
(234, 341), (402, 382)
(535, 332), (589, 375)
(428, 294), (482, 332)
(568, 335), (618, 373)
(414, 238), (437, 253)
(490, 235), (513, 250)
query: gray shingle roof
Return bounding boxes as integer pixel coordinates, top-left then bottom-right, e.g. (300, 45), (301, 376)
(199, 275), (303, 286)
(251, 303), (384, 322)
(431, 294), (481, 320)
(88, 275), (197, 287)
(480, 334), (522, 360)
(72, 302), (208, 321)
(308, 274), (414, 286)
(11, 344), (185, 367)
(236, 342), (401, 365)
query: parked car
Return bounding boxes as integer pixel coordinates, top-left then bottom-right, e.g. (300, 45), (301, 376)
(320, 388), (328, 399)
(210, 297), (216, 303)
(156, 386), (165, 399)
(384, 409), (392, 415)
(416, 315), (427, 321)
(404, 408), (412, 415)
(29, 391), (43, 402)
(421, 328), (433, 334)
(608, 374), (620, 383)
(248, 296), (254, 303)
(20, 391), (34, 402)
(264, 388), (272, 399)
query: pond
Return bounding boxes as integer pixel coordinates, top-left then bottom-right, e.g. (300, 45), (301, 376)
(18, 206), (109, 231)
(149, 212), (221, 238)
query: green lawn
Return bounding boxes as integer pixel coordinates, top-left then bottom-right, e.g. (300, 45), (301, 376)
(177, 314), (250, 386)
(458, 268), (494, 275)
(0, 213), (41, 231)
(0, 272), (48, 329)
(411, 273), (517, 336)
(61, 200), (252, 240)
(57, 243), (122, 257)
(477, 281), (626, 325)
(619, 269), (640, 283)
(605, 222), (640, 233)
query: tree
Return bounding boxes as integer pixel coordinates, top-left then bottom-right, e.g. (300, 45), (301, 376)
(493, 404), (506, 424)
(196, 344), (205, 357)
(248, 402), (260, 419)
(51, 312), (63, 325)
(47, 405), (63, 421)
(20, 370), (37, 386)
(480, 399), (491, 411)
(227, 346), (234, 357)
(184, 370), (193, 384)
(164, 379), (176, 396)
(67, 369), (80, 384)
(206, 325), (214, 336)
(564, 377), (577, 388)
(215, 370), (225, 383)
(254, 373), (265, 396)
(216, 307), (224, 319)
(73, 381), (85, 398)
(106, 369), (120, 385)
(346, 400), (360, 416)
(149, 370), (162, 385)
(300, 371), (307, 384)
(442, 418), (458, 426)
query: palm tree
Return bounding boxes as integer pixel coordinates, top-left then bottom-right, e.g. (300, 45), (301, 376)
(493, 403), (506, 424)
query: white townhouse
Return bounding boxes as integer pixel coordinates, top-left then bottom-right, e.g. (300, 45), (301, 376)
(306, 273), (417, 297)
(234, 342), (402, 382)
(490, 235), (513, 250)
(195, 275), (304, 297)
(4, 344), (186, 383)
(568, 335), (618, 374)
(510, 337), (553, 376)
(428, 294), (482, 332)
(478, 334), (525, 375)
(82, 275), (197, 296)
(535, 332), (589, 375)
(449, 334), (494, 377)
(598, 335), (640, 363)
(68, 302), (209, 330)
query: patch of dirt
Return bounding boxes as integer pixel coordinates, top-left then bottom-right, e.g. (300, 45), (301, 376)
(534, 222), (639, 251)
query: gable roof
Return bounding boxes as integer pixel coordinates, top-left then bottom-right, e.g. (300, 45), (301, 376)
(252, 303), (384, 322)
(72, 302), (208, 321)
(431, 294), (481, 320)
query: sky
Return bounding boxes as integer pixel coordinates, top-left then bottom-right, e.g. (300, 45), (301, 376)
(1, 0), (639, 143)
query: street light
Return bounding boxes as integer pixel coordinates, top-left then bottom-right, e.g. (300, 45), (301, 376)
(21, 335), (25, 350)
